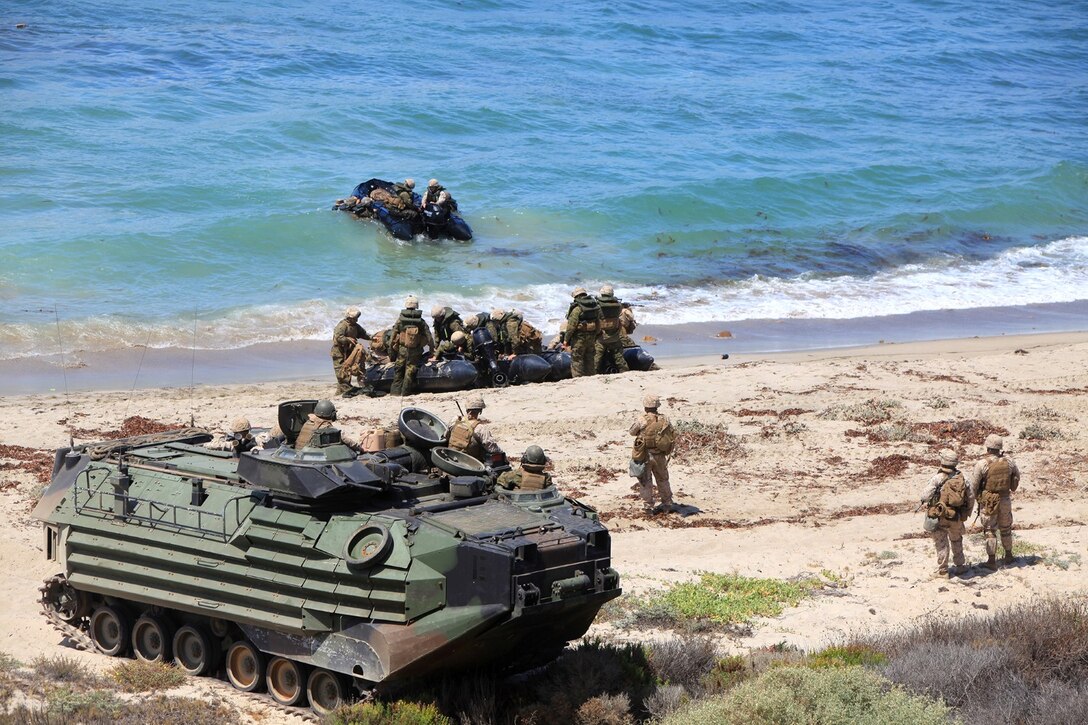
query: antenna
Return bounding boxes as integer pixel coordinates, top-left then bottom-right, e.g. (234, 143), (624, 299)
(189, 309), (198, 428)
(123, 327), (153, 422)
(52, 305), (74, 446)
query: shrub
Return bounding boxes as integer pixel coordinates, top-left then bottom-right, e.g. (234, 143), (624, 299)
(924, 397), (951, 410)
(646, 635), (720, 695)
(1019, 423), (1063, 440)
(644, 685), (688, 721)
(808, 644), (887, 669)
(702, 655), (751, 694)
(660, 666), (950, 725)
(115, 696), (239, 725)
(326, 700), (451, 725)
(575, 693), (633, 725)
(108, 659), (186, 692)
(46, 688), (123, 719)
(0, 652), (20, 671)
(644, 573), (821, 627)
(670, 421), (744, 462)
(31, 654), (96, 685)
(869, 423), (934, 443)
(818, 399), (901, 424)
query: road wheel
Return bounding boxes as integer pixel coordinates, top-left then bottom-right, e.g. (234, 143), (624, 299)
(131, 614), (174, 663)
(267, 656), (307, 706)
(226, 640), (265, 692)
(173, 624), (217, 675)
(89, 605), (130, 656)
(306, 668), (348, 714)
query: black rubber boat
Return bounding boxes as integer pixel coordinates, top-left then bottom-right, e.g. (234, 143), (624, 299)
(344, 178), (473, 241)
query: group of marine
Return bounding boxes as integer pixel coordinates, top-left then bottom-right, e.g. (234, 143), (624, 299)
(333, 178), (456, 222)
(329, 285), (644, 397)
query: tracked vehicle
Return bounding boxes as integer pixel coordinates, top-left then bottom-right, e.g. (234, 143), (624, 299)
(34, 402), (619, 714)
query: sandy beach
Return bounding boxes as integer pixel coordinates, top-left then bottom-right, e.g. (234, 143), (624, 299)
(2, 331), (1087, 720)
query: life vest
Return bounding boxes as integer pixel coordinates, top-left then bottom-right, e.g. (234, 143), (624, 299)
(983, 456), (1012, 494)
(569, 296), (601, 333)
(295, 417), (333, 450)
(396, 310), (426, 349)
(435, 309), (463, 342)
(597, 295), (623, 334)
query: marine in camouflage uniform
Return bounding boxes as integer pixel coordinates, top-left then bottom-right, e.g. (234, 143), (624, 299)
(331, 307), (371, 395)
(389, 296), (435, 397)
(565, 288), (601, 377)
(434, 330), (475, 361)
(294, 400), (363, 452)
(630, 394), (674, 514)
(619, 304), (638, 349)
(918, 449), (974, 577)
(594, 284), (629, 374)
(969, 435), (1021, 570)
(546, 322), (567, 351)
(486, 307), (521, 356)
(390, 178), (420, 222)
(446, 395), (503, 464)
(420, 179), (458, 211)
(203, 417), (271, 457)
(497, 445), (553, 490)
(431, 305), (466, 345)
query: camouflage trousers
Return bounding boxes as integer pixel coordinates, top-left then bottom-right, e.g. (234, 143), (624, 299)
(595, 338), (629, 374)
(391, 346), (424, 396)
(980, 495), (1014, 557)
(932, 518), (965, 571)
(331, 350), (352, 394)
(569, 333), (597, 378)
(637, 453), (672, 509)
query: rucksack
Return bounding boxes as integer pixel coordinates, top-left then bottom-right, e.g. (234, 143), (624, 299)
(984, 457), (1012, 494)
(642, 414), (676, 455)
(938, 472), (967, 518)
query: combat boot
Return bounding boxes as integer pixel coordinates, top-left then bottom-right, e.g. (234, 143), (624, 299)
(1002, 550), (1015, 566)
(983, 555), (998, 571)
(935, 566), (949, 578)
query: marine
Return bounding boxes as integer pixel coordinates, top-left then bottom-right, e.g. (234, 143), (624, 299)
(629, 393), (676, 514)
(594, 284), (629, 374)
(203, 417), (269, 456)
(392, 178), (418, 218)
(389, 296), (435, 397)
(434, 330), (474, 361)
(486, 307), (521, 356)
(969, 434), (1021, 570)
(509, 309), (544, 355)
(446, 395), (504, 465)
(918, 449), (974, 577)
(497, 445), (553, 490)
(565, 287), (601, 377)
(431, 305), (466, 344)
(294, 400), (362, 452)
(420, 179), (458, 211)
(331, 307), (371, 396)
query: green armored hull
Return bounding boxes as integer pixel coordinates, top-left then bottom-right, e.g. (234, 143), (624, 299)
(34, 403), (620, 713)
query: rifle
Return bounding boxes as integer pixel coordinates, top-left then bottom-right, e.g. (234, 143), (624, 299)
(455, 400), (465, 419)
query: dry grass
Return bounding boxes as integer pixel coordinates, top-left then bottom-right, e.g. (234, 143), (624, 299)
(671, 421), (744, 463)
(108, 660), (186, 692)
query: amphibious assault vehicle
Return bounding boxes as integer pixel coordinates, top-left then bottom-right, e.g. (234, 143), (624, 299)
(34, 402), (619, 714)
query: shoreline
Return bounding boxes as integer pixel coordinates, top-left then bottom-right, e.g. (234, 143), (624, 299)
(1, 299), (1086, 395)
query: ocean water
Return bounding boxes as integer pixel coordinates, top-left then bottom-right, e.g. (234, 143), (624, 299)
(2, 0), (1087, 360)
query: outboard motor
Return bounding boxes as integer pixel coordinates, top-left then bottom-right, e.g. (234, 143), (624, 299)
(471, 328), (508, 387)
(422, 202), (451, 235)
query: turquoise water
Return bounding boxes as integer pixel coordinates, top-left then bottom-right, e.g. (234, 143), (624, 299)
(2, 0), (1087, 358)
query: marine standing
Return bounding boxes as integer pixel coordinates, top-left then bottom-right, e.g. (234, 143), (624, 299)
(969, 434), (1021, 570)
(420, 179), (457, 211)
(497, 445), (553, 490)
(389, 296), (435, 397)
(331, 307), (371, 396)
(595, 284), (629, 374)
(487, 307), (520, 356)
(565, 287), (602, 377)
(918, 449), (974, 577)
(447, 395), (504, 464)
(629, 394), (676, 514)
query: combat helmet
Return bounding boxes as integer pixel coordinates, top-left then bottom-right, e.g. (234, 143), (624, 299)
(939, 448), (958, 468)
(466, 395), (486, 411)
(572, 287), (587, 297)
(522, 445), (546, 466)
(428, 178), (439, 188)
(431, 305), (445, 318)
(405, 296), (419, 310)
(230, 417), (251, 434)
(984, 434), (1003, 452)
(314, 400), (337, 421)
(451, 331), (467, 344)
(599, 284), (614, 296)
(491, 307), (506, 319)
(643, 393), (660, 409)
(404, 178), (415, 189)
(345, 306), (361, 320)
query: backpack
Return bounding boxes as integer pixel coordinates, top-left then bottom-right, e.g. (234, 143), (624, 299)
(518, 320), (542, 346)
(937, 472), (967, 519)
(641, 414), (676, 455)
